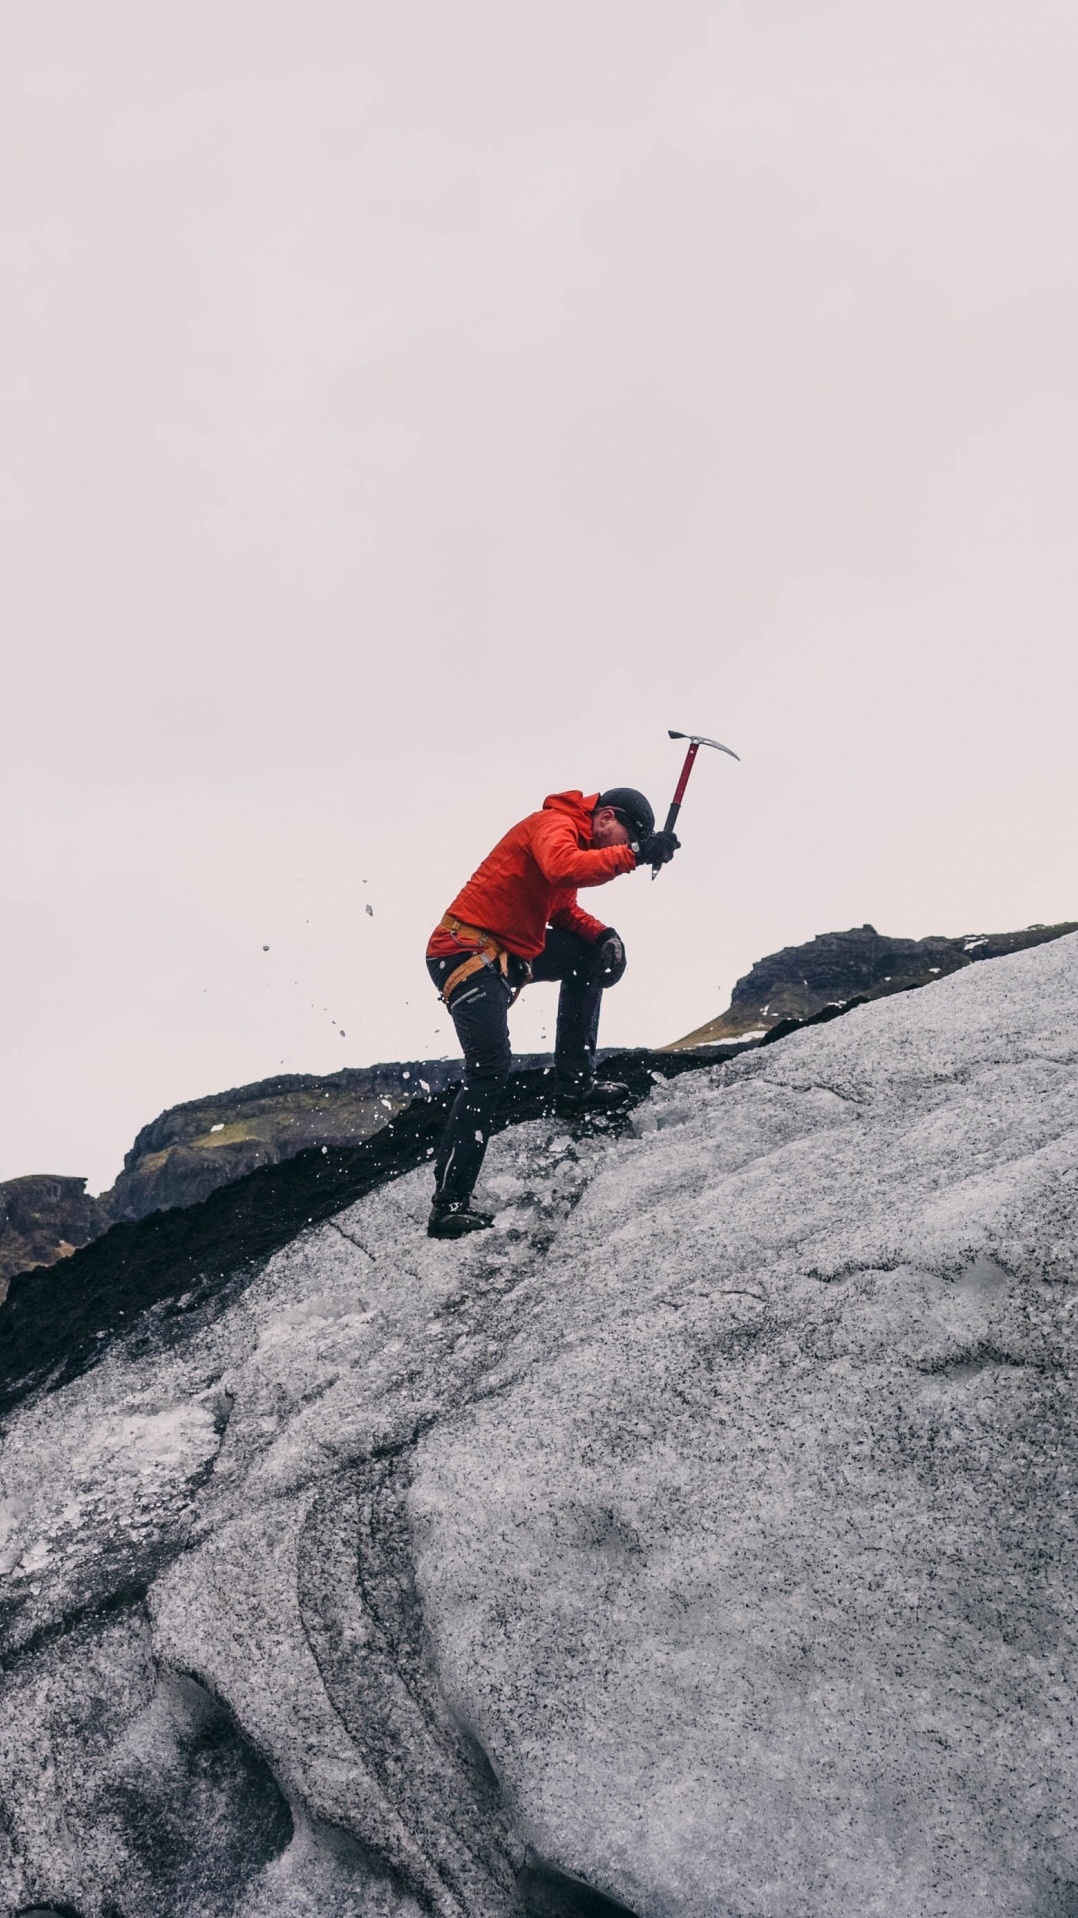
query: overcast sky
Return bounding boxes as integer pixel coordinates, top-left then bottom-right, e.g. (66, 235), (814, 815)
(3, 0), (1076, 1191)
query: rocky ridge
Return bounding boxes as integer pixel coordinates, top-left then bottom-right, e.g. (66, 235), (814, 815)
(666, 918), (1078, 1048)
(0, 1063), (460, 1297)
(4, 920), (1074, 1293)
(1, 933), (1077, 1916)
(0, 1174), (109, 1286)
(101, 1061), (470, 1223)
(0, 1060), (572, 1297)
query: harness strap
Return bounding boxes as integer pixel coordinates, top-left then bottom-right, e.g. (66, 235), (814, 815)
(437, 914), (526, 1005)
(439, 950), (491, 1002)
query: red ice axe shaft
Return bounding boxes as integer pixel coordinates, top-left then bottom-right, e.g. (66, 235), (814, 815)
(654, 728), (740, 878)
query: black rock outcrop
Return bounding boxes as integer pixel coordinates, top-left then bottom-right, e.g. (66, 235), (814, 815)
(0, 1050), (713, 1419)
(666, 919), (1078, 1048)
(7, 919), (1075, 1288)
(0, 1055), (615, 1292)
(97, 1061), (466, 1224)
(0, 1175), (109, 1289)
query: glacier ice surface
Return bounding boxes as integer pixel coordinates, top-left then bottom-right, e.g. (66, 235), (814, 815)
(2, 935), (1078, 1915)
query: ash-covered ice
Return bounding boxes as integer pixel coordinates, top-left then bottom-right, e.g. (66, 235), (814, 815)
(2, 935), (1078, 1916)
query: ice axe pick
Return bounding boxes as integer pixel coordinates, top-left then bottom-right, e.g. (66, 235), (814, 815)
(653, 729), (740, 878)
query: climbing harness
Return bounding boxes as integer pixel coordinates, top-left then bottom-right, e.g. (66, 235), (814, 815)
(436, 915), (528, 1005)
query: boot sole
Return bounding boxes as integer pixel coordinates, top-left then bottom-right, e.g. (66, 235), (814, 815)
(427, 1216), (494, 1239)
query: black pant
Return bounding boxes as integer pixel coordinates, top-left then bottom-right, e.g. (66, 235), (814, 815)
(427, 928), (604, 1200)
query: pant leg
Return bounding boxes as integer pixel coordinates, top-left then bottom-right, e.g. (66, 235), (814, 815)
(529, 928), (603, 1082)
(426, 958), (512, 1199)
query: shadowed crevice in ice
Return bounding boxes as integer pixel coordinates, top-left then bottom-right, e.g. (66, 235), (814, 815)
(0, 1605), (294, 1918)
(913, 1338), (1057, 1377)
(297, 1456), (522, 1915)
(15, 1906), (92, 1917)
(518, 1858), (641, 1918)
(0, 1577), (154, 1675)
(16, 1905), (94, 1917)
(97, 1666), (295, 1914)
(294, 1453), (641, 1917)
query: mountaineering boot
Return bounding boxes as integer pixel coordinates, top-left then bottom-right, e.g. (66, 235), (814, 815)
(552, 1074), (632, 1119)
(427, 1194), (495, 1239)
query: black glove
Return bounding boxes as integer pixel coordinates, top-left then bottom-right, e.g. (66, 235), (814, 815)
(636, 830), (680, 868)
(590, 928), (627, 988)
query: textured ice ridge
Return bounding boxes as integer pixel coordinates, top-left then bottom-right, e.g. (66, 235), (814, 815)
(2, 932), (1078, 1916)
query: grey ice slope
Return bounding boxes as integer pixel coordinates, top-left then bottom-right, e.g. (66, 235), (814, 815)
(3, 933), (1078, 1917)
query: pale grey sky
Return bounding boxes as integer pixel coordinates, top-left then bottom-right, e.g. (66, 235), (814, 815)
(3, 0), (1076, 1191)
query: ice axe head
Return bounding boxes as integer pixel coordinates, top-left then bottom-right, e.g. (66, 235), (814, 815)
(667, 730), (740, 761)
(653, 727), (740, 878)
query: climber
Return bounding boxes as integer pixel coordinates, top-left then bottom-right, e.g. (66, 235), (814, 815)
(425, 787), (679, 1238)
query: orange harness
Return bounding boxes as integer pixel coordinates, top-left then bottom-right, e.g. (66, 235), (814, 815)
(436, 914), (527, 1005)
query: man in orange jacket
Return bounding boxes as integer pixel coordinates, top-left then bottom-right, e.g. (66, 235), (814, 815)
(425, 787), (679, 1237)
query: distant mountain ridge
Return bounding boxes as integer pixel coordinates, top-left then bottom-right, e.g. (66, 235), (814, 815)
(665, 919), (1078, 1050)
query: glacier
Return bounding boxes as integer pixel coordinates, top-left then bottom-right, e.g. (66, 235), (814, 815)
(2, 933), (1078, 1917)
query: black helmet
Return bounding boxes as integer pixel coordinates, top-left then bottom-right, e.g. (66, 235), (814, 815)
(597, 787), (654, 840)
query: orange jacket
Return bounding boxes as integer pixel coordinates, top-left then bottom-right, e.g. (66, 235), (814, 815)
(428, 790), (637, 961)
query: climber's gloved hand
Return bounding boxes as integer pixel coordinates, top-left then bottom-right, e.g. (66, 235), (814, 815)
(636, 829), (680, 869)
(591, 928), (627, 988)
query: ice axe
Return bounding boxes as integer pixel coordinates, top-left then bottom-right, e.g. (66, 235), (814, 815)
(653, 729), (740, 878)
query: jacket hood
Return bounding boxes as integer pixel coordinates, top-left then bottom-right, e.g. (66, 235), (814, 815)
(542, 790), (599, 816)
(542, 790), (599, 839)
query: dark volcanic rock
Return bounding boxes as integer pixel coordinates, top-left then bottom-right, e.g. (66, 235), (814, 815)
(0, 1066), (466, 1292)
(12, 918), (1073, 1288)
(0, 1050), (678, 1292)
(0, 1175), (109, 1292)
(0, 1050), (713, 1419)
(100, 1055), (564, 1227)
(98, 1062), (466, 1225)
(666, 919), (1078, 1049)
